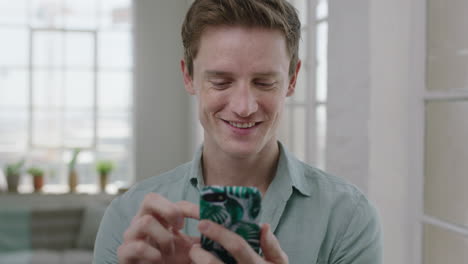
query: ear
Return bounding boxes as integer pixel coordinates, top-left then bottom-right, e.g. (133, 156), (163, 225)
(181, 59), (196, 95)
(286, 60), (301, 97)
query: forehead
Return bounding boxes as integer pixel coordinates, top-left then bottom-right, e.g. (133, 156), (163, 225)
(194, 26), (290, 74)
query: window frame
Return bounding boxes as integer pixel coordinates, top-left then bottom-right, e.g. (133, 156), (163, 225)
(283, 0), (328, 168)
(0, 0), (134, 194)
(410, 0), (468, 262)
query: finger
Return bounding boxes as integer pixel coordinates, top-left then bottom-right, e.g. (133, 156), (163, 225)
(173, 228), (201, 244)
(137, 193), (194, 230)
(198, 220), (260, 264)
(123, 214), (175, 256)
(189, 235), (201, 244)
(175, 200), (200, 220)
(189, 244), (223, 264)
(117, 240), (162, 263)
(172, 229), (201, 253)
(260, 224), (288, 263)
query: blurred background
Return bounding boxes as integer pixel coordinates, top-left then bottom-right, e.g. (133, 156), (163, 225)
(0, 0), (467, 263)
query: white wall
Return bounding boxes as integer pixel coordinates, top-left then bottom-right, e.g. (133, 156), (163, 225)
(368, 0), (413, 263)
(327, 0), (370, 193)
(328, 0), (420, 263)
(133, 0), (193, 182)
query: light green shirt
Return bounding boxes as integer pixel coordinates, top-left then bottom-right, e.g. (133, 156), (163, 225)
(94, 143), (382, 263)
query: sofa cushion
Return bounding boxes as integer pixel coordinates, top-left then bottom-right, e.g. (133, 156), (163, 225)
(0, 249), (93, 264)
(31, 208), (83, 250)
(62, 249), (94, 264)
(0, 209), (31, 252)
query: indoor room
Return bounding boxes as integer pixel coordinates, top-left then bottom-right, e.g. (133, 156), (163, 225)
(0, 0), (466, 263)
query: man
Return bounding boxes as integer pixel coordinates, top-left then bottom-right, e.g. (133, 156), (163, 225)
(94, 0), (382, 263)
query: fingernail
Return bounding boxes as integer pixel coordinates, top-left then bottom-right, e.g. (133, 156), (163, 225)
(265, 224), (274, 239)
(268, 228), (276, 240)
(177, 217), (184, 228)
(198, 221), (210, 232)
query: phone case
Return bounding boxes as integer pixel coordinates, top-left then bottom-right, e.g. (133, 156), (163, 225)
(200, 186), (262, 264)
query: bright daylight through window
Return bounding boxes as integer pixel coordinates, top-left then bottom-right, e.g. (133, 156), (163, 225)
(281, 0), (328, 169)
(0, 0), (133, 194)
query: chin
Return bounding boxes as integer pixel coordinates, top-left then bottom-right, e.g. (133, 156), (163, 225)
(220, 140), (264, 158)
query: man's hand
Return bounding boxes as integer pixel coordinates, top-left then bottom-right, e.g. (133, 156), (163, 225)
(117, 193), (199, 264)
(190, 220), (288, 264)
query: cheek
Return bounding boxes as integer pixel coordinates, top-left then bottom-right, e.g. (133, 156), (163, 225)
(261, 95), (285, 118)
(198, 90), (227, 116)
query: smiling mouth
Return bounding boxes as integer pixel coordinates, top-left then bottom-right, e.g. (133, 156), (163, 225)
(225, 120), (258, 129)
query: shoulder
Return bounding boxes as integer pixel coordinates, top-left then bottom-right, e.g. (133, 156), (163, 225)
(108, 161), (192, 222)
(297, 162), (382, 262)
(296, 159), (366, 205)
(294, 160), (379, 226)
(280, 142), (365, 206)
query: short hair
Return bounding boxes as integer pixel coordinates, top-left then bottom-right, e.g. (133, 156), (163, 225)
(181, 0), (301, 77)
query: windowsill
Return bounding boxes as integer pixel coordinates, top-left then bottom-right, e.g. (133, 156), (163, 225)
(1, 183), (129, 195)
(0, 191), (117, 210)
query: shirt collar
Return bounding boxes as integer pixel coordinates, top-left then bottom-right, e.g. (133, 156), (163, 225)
(188, 145), (204, 191)
(275, 141), (312, 197)
(186, 141), (311, 197)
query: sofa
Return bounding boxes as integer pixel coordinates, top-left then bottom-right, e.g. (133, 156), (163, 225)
(0, 193), (114, 264)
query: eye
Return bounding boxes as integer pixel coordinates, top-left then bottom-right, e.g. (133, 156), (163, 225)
(211, 81), (231, 89)
(209, 79), (232, 90)
(254, 81), (276, 89)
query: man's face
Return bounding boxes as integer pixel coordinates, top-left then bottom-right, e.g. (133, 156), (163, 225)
(182, 26), (300, 158)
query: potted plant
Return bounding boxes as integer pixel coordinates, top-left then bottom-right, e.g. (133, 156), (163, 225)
(27, 167), (45, 192)
(96, 160), (114, 193)
(68, 148), (81, 193)
(4, 159), (25, 192)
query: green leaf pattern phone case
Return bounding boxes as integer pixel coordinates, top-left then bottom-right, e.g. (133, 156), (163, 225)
(200, 186), (262, 264)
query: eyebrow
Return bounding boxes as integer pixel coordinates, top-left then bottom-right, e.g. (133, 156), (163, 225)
(254, 71), (280, 78)
(204, 71), (231, 77)
(203, 70), (280, 78)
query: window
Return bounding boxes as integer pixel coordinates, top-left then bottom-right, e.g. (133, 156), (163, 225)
(0, 0), (133, 193)
(420, 0), (468, 263)
(281, 0), (328, 169)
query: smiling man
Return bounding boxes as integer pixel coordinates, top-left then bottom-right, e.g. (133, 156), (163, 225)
(93, 1), (382, 263)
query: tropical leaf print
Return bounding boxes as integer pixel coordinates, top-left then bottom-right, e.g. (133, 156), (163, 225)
(200, 186), (262, 263)
(224, 197), (243, 224)
(200, 199), (229, 224)
(233, 221), (261, 251)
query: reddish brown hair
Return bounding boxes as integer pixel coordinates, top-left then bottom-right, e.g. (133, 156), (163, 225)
(181, 0), (301, 77)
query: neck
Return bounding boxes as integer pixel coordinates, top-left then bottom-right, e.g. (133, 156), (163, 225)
(201, 141), (280, 195)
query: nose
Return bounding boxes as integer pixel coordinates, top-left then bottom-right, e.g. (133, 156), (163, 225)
(230, 82), (258, 117)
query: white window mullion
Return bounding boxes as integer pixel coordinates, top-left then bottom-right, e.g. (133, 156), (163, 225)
(423, 90), (468, 101)
(61, 30), (66, 148)
(305, 0), (318, 165)
(422, 215), (468, 237)
(93, 30), (98, 149)
(27, 27), (33, 149)
(288, 103), (295, 154)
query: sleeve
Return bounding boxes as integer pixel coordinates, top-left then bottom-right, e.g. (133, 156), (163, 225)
(93, 196), (130, 264)
(330, 195), (383, 264)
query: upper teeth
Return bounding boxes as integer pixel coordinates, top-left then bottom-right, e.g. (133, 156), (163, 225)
(229, 121), (256, 128)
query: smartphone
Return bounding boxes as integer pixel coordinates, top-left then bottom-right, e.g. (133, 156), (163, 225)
(200, 186), (262, 264)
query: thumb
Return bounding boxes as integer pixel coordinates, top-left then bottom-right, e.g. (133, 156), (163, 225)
(260, 224), (288, 263)
(173, 229), (200, 249)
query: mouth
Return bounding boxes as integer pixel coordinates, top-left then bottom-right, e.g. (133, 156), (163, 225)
(223, 120), (260, 129)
